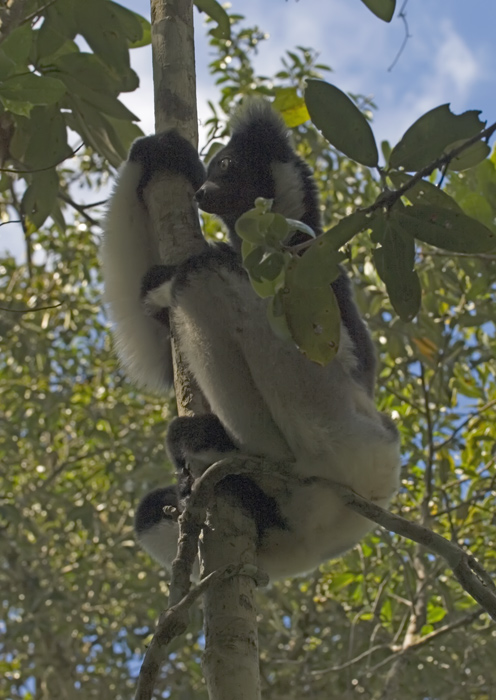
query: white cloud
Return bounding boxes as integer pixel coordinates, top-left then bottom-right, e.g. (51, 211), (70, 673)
(434, 20), (480, 97)
(372, 19), (485, 148)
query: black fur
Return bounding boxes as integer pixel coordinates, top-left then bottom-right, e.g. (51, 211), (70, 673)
(104, 100), (400, 579)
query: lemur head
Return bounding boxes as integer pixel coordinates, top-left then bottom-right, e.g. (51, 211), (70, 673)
(195, 100), (322, 242)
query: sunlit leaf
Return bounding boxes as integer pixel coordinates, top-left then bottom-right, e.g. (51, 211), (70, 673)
(273, 87), (310, 128)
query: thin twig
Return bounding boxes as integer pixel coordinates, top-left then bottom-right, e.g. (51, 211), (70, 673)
(0, 301), (62, 313)
(388, 0), (411, 72)
(364, 120), (496, 215)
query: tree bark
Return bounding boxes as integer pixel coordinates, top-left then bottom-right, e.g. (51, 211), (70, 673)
(145, 2), (262, 699)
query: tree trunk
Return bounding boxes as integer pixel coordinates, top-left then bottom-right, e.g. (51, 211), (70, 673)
(147, 2), (262, 698)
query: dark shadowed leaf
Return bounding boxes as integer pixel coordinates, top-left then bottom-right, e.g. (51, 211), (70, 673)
(359, 0), (396, 22)
(110, 3), (146, 44)
(389, 172), (462, 212)
(305, 80), (378, 167)
(195, 0), (231, 39)
(390, 105), (485, 171)
(393, 205), (496, 253)
(0, 21), (32, 67)
(24, 106), (70, 168)
(381, 218), (421, 321)
(75, 0), (131, 73)
(0, 74), (66, 106)
(22, 170), (59, 227)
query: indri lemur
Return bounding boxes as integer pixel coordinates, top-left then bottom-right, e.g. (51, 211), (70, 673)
(102, 101), (401, 580)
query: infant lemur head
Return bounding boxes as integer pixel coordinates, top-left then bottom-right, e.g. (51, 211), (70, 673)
(195, 100), (322, 243)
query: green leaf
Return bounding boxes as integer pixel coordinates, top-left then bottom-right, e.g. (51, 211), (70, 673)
(257, 252), (286, 281)
(390, 104), (486, 171)
(129, 13), (152, 49)
(322, 211), (370, 249)
(0, 74), (66, 106)
(242, 241), (289, 295)
(23, 106), (70, 169)
(57, 73), (138, 121)
(109, 3), (145, 45)
(393, 205), (496, 253)
(446, 139), (490, 172)
(427, 605), (447, 624)
(75, 0), (130, 73)
(243, 244), (265, 280)
(305, 80), (378, 167)
(359, 0), (396, 22)
(65, 98), (126, 166)
(105, 115), (143, 153)
(290, 239), (343, 288)
(0, 50), (16, 81)
(282, 260), (341, 365)
(1, 22), (33, 68)
(236, 212), (265, 244)
(22, 169), (59, 227)
(39, 0), (77, 43)
(267, 293), (292, 340)
(0, 97), (33, 117)
(381, 140), (392, 164)
(272, 87), (310, 128)
(266, 213), (290, 243)
(458, 192), (494, 228)
(53, 52), (121, 94)
(389, 172), (462, 212)
(195, 0), (231, 39)
(36, 23), (69, 60)
(381, 218), (421, 321)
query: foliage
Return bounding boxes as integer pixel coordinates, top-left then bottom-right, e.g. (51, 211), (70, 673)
(0, 0), (148, 245)
(0, 4), (495, 700)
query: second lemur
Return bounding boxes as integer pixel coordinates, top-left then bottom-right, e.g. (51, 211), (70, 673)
(102, 100), (401, 580)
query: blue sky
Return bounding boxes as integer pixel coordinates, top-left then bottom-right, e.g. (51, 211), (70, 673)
(120, 0), (496, 149)
(3, 0), (496, 259)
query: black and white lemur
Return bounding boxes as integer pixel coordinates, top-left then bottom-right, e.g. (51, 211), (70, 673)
(102, 100), (401, 580)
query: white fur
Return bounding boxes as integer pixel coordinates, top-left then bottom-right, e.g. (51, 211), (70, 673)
(271, 162), (306, 221)
(138, 519), (200, 579)
(102, 162), (172, 391)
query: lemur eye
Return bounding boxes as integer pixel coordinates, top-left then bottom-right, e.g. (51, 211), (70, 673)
(219, 157), (231, 171)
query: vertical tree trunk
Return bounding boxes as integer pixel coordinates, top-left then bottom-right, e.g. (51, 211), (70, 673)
(146, 2), (262, 698)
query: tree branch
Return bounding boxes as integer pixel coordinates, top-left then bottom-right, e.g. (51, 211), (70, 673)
(365, 120), (496, 215)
